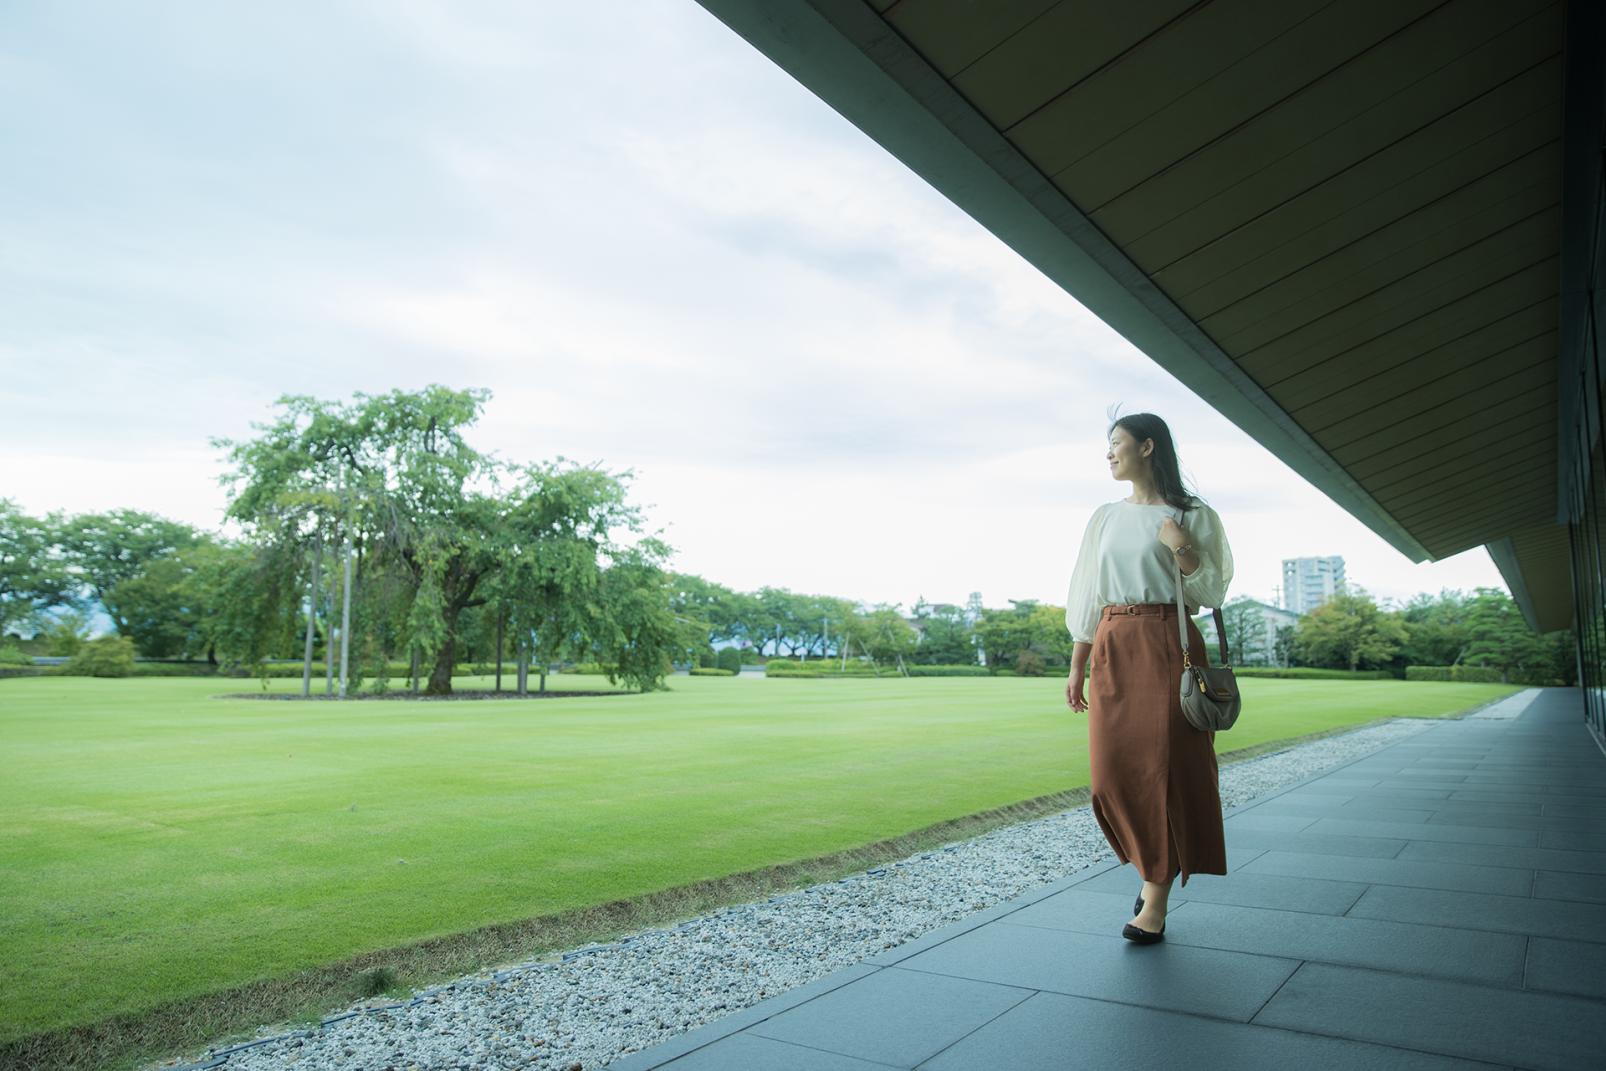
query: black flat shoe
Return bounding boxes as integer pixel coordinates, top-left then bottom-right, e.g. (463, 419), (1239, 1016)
(1122, 921), (1165, 944)
(1134, 893), (1144, 915)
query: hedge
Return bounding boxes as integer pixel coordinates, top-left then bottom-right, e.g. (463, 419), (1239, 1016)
(1407, 665), (1562, 686)
(689, 667), (736, 676)
(904, 664), (992, 677)
(562, 662), (618, 676)
(766, 661), (995, 678)
(1233, 667), (1395, 680)
(49, 660), (503, 680)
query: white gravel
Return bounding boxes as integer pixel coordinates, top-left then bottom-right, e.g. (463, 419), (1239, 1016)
(161, 713), (1461, 1071)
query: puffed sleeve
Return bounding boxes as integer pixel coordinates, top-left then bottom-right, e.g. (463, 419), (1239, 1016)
(1064, 505), (1106, 645)
(1180, 501), (1233, 610)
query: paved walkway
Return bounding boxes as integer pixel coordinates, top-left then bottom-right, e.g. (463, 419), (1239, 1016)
(607, 689), (1606, 1070)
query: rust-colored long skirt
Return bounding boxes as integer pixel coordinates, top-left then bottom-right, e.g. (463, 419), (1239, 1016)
(1088, 601), (1227, 886)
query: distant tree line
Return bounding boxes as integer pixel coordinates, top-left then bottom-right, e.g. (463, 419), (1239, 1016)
(0, 386), (1578, 690)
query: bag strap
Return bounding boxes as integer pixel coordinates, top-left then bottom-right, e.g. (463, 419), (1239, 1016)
(1173, 507), (1230, 666)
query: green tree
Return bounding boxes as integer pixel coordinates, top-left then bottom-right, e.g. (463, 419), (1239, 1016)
(219, 387), (503, 695)
(1219, 596), (1270, 666)
(43, 609), (93, 656)
(862, 603), (918, 673)
(1461, 586), (1552, 682)
(975, 600), (1041, 669)
(0, 500), (73, 635)
(728, 590), (778, 656)
(1292, 587), (1409, 671)
(57, 510), (200, 634)
(495, 461), (645, 694)
(591, 538), (685, 692)
(908, 598), (977, 665)
(1394, 589), (1474, 670)
(668, 573), (741, 646)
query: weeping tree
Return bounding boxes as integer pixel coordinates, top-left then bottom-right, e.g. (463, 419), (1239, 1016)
(592, 536), (694, 691)
(217, 385), (678, 696)
(494, 461), (643, 694)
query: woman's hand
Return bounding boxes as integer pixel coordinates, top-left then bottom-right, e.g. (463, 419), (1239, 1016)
(1066, 669), (1088, 712)
(1158, 516), (1188, 552)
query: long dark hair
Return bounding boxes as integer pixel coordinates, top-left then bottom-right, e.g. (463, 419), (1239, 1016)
(1107, 408), (1201, 516)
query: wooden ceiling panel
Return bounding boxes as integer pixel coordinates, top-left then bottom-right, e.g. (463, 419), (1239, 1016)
(1220, 206), (1559, 360)
(1155, 108), (1560, 304)
(1290, 334), (1553, 447)
(1339, 391), (1554, 470)
(1078, 0), (1544, 228)
(944, 0), (1196, 128)
(1265, 301), (1554, 417)
(1504, 520), (1575, 632)
(1119, 55), (1563, 271)
(1342, 393), (1554, 472)
(1054, 0), (1444, 212)
(1412, 487), (1557, 549)
(1306, 356), (1554, 447)
(1242, 257), (1556, 384)
(883, 0), (1059, 78)
(1380, 442), (1555, 514)
(1193, 157), (1558, 339)
(1005, 0), (1324, 179)
(1355, 417), (1554, 491)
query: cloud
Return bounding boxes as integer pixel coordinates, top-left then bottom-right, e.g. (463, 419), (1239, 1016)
(0, 0), (1511, 613)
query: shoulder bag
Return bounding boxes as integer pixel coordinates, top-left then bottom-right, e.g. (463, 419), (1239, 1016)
(1172, 517), (1241, 732)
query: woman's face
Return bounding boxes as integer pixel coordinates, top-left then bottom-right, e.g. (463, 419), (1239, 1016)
(1107, 426), (1151, 481)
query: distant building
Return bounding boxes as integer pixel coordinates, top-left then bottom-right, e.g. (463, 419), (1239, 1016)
(1282, 556), (1346, 614)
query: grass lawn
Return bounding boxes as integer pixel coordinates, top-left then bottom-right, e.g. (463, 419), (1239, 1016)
(0, 673), (1524, 1049)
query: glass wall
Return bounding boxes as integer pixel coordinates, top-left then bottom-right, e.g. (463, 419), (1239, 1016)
(1563, 266), (1605, 745)
(1567, 435), (1603, 744)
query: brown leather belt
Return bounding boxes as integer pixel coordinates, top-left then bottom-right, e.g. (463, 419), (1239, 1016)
(1101, 602), (1180, 617)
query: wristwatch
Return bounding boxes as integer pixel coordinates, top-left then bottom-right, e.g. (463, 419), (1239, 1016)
(1173, 543), (1194, 557)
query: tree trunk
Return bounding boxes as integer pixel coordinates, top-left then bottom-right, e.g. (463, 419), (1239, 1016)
(495, 607), (504, 692)
(539, 663), (547, 693)
(517, 644), (529, 695)
(426, 630), (457, 696)
(301, 537), (321, 697)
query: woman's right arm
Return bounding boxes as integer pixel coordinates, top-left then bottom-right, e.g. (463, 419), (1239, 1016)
(1064, 507), (1103, 711)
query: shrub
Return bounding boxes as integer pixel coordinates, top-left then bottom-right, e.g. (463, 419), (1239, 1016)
(904, 664), (991, 677)
(689, 667), (735, 676)
(1405, 665), (1505, 684)
(716, 647), (743, 674)
(697, 650), (717, 669)
(66, 636), (137, 677)
(0, 643), (31, 666)
(1014, 650), (1046, 676)
(765, 660), (823, 678)
(564, 662), (616, 676)
(130, 662), (219, 677)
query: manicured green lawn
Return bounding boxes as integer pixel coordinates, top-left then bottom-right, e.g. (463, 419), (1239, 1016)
(0, 674), (1523, 1043)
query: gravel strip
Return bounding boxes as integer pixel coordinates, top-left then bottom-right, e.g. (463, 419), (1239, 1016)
(162, 712), (1472, 1071)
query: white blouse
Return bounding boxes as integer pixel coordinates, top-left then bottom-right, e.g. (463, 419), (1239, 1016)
(1064, 497), (1234, 645)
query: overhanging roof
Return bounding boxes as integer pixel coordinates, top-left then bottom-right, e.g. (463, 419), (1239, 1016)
(697, 0), (1580, 632)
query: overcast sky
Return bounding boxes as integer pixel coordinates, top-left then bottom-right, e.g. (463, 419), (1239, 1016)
(1, 0), (1509, 613)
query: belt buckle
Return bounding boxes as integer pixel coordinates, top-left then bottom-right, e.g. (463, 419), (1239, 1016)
(1125, 605), (1138, 615)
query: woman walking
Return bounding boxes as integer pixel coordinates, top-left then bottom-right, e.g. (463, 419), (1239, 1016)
(1064, 413), (1234, 944)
